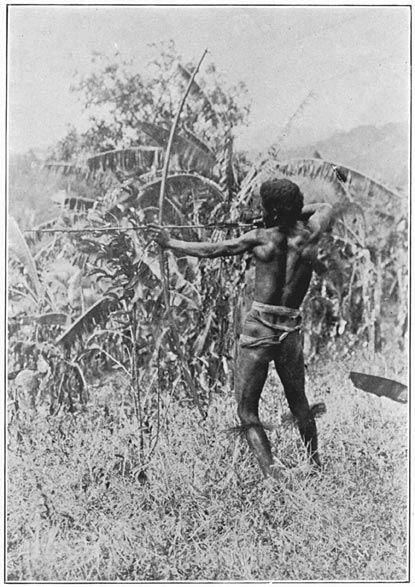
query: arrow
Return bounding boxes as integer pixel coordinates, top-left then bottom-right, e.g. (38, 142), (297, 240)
(24, 222), (255, 235)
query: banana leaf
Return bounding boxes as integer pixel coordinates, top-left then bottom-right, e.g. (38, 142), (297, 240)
(18, 313), (69, 326)
(43, 161), (89, 177)
(350, 371), (408, 403)
(87, 146), (163, 175)
(269, 158), (403, 203)
(109, 172), (225, 223)
(177, 63), (218, 123)
(136, 120), (216, 177)
(236, 156), (403, 210)
(8, 216), (42, 301)
(56, 297), (111, 347)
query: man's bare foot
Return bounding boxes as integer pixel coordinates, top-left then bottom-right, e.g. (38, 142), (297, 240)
(265, 460), (322, 483)
(265, 463), (291, 483)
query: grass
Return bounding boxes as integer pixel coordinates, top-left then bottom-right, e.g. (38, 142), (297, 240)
(7, 342), (408, 581)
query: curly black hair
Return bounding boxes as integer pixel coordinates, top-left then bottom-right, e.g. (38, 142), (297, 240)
(260, 179), (304, 226)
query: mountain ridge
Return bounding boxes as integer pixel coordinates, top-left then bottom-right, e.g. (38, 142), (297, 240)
(276, 122), (408, 190)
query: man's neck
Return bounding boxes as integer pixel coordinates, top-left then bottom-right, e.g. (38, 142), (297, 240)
(264, 212), (299, 230)
(266, 220), (297, 231)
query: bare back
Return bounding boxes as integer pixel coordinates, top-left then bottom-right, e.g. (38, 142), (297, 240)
(149, 202), (332, 309)
(252, 221), (318, 308)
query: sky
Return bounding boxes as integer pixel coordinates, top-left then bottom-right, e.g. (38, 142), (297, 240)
(7, 5), (410, 155)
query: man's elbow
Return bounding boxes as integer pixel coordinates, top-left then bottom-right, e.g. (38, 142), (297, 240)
(206, 246), (239, 258)
(320, 203), (333, 213)
(321, 204), (335, 226)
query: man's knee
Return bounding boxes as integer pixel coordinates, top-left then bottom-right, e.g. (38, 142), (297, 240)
(237, 402), (259, 425)
(286, 392), (308, 417)
(295, 407), (315, 426)
(287, 399), (315, 429)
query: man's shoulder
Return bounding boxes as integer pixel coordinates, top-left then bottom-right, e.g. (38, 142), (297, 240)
(261, 226), (289, 241)
(292, 220), (313, 236)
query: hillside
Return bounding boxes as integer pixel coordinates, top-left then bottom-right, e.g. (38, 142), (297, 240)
(279, 122), (408, 191)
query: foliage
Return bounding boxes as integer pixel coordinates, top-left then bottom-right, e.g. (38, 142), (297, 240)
(8, 47), (252, 451)
(8, 207), (114, 414)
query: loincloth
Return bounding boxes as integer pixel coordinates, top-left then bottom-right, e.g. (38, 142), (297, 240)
(240, 301), (301, 349)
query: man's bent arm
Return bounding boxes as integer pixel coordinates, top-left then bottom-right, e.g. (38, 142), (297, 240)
(302, 203), (334, 235)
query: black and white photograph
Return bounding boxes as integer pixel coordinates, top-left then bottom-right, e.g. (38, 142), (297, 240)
(6, 4), (409, 582)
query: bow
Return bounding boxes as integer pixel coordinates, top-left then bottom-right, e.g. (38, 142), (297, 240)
(157, 49), (209, 419)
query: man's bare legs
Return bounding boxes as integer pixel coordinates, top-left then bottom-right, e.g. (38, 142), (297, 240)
(274, 332), (321, 467)
(235, 346), (275, 478)
(236, 332), (321, 478)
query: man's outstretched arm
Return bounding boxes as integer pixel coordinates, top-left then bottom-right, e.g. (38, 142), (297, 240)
(147, 224), (261, 258)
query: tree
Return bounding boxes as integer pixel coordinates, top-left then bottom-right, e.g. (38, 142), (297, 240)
(50, 41), (250, 161)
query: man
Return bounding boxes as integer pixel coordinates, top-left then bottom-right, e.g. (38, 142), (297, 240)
(148, 178), (334, 479)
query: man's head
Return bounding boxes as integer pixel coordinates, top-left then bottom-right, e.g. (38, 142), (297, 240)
(260, 179), (304, 227)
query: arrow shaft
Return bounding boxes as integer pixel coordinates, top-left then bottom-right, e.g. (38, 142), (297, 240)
(24, 222), (254, 235)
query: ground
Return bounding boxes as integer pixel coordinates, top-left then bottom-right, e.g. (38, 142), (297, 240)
(7, 342), (407, 581)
